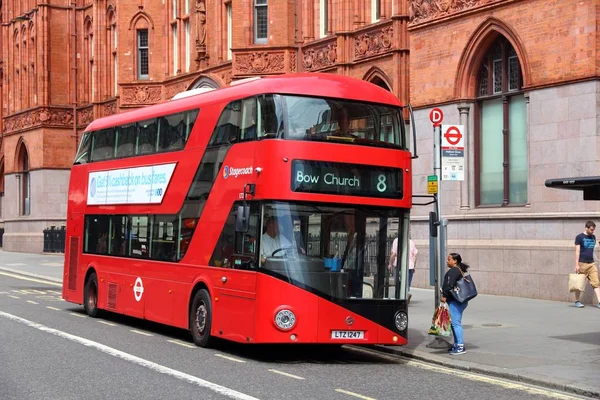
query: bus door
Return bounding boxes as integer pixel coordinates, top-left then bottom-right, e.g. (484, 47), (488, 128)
(210, 202), (259, 341)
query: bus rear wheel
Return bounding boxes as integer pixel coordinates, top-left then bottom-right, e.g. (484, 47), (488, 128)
(190, 289), (213, 347)
(84, 272), (100, 318)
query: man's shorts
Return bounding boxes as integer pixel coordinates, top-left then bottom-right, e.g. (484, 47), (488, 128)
(579, 262), (600, 288)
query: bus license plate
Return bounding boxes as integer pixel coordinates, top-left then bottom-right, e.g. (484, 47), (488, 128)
(331, 330), (364, 339)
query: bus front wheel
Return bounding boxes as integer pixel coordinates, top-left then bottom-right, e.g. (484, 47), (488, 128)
(190, 289), (213, 347)
(84, 272), (100, 318)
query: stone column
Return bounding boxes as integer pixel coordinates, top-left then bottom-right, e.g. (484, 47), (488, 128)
(458, 103), (471, 210)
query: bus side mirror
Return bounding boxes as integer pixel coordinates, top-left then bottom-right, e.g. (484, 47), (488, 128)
(236, 205), (250, 232)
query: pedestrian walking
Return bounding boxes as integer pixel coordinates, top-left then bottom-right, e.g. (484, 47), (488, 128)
(573, 220), (600, 308)
(441, 252), (470, 355)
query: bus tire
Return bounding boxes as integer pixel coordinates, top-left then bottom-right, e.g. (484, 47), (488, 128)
(190, 289), (213, 347)
(84, 272), (100, 318)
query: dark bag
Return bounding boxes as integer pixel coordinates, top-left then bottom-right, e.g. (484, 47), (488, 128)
(450, 268), (478, 303)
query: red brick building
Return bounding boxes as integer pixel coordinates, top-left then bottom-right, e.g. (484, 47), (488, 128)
(0, 0), (410, 252)
(408, 0), (600, 302)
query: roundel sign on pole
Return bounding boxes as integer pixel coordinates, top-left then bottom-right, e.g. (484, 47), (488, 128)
(442, 125), (464, 148)
(429, 108), (444, 126)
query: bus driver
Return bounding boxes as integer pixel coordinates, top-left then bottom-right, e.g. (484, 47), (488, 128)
(261, 216), (293, 264)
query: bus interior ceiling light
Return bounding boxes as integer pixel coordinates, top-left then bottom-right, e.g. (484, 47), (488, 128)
(274, 309), (296, 331)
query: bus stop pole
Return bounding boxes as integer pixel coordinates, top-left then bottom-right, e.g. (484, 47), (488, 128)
(434, 124), (443, 307)
(427, 123), (452, 349)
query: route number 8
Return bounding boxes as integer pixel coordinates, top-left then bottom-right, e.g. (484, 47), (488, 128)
(377, 174), (387, 192)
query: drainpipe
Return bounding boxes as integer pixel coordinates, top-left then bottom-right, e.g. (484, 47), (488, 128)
(72, 1), (78, 153)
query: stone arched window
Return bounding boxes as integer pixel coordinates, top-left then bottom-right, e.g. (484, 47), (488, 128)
(16, 141), (30, 216)
(190, 76), (220, 90)
(21, 25), (28, 109)
(13, 29), (20, 112)
(476, 36), (527, 206)
(107, 7), (118, 97)
(29, 21), (36, 106)
(84, 17), (94, 104)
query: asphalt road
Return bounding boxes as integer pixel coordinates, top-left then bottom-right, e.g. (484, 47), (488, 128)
(0, 271), (587, 400)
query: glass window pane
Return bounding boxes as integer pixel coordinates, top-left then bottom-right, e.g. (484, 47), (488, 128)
(151, 215), (179, 261)
(480, 98), (504, 205)
(240, 98), (258, 141)
(91, 129), (116, 161)
(130, 216), (150, 258)
(509, 95), (527, 204)
(109, 216), (129, 256)
(115, 124), (137, 158)
(75, 132), (92, 164)
(158, 113), (185, 151)
(509, 56), (520, 91)
(256, 6), (267, 39)
(137, 119), (158, 155)
(85, 215), (110, 254)
(210, 101), (242, 146)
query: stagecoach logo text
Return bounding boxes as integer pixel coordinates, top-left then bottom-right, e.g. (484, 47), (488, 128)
(223, 165), (253, 179)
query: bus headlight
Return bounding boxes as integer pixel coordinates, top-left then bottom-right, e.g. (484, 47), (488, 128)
(274, 309), (296, 331)
(394, 311), (408, 332)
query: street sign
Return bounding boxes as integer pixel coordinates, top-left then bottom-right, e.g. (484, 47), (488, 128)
(441, 124), (465, 181)
(429, 108), (444, 126)
(427, 175), (438, 194)
(442, 125), (464, 148)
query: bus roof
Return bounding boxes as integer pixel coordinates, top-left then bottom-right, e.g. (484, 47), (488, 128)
(545, 176), (600, 200)
(86, 73), (403, 132)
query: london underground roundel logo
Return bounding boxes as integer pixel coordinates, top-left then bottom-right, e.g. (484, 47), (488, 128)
(90, 177), (96, 198)
(223, 165), (230, 179)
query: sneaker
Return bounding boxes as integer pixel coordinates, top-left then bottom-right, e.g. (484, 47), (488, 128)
(449, 344), (466, 355)
(448, 344), (457, 353)
(597, 303), (600, 309)
(575, 301), (585, 308)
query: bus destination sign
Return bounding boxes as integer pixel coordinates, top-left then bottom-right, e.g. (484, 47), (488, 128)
(291, 160), (403, 199)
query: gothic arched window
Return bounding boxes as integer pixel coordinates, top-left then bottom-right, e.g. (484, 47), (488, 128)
(477, 36), (527, 206)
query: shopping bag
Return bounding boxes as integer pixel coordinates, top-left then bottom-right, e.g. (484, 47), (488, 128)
(428, 303), (452, 337)
(569, 273), (586, 292)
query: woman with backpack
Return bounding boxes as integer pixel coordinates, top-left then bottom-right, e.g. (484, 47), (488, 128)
(441, 252), (471, 355)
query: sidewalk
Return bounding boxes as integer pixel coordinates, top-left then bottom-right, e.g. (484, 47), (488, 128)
(379, 288), (600, 398)
(1, 250), (598, 397)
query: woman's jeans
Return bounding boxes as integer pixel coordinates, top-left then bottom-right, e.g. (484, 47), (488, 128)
(448, 300), (468, 345)
(408, 269), (414, 291)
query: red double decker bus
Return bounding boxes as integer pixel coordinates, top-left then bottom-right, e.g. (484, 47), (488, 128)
(62, 73), (413, 347)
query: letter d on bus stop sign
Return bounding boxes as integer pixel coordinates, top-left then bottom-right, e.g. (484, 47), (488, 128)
(429, 108), (443, 126)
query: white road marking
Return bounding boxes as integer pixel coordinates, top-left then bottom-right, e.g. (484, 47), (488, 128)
(8, 295), (20, 299)
(215, 354), (246, 363)
(26, 300), (39, 305)
(70, 313), (86, 318)
(131, 329), (153, 337)
(46, 306), (61, 311)
(0, 271), (62, 287)
(335, 389), (376, 400)
(0, 311), (261, 400)
(6, 263), (27, 266)
(167, 339), (196, 349)
(41, 262), (63, 267)
(267, 369), (305, 380)
(348, 346), (581, 400)
(97, 321), (117, 327)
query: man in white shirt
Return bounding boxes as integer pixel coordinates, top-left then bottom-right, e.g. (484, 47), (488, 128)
(261, 216), (292, 263)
